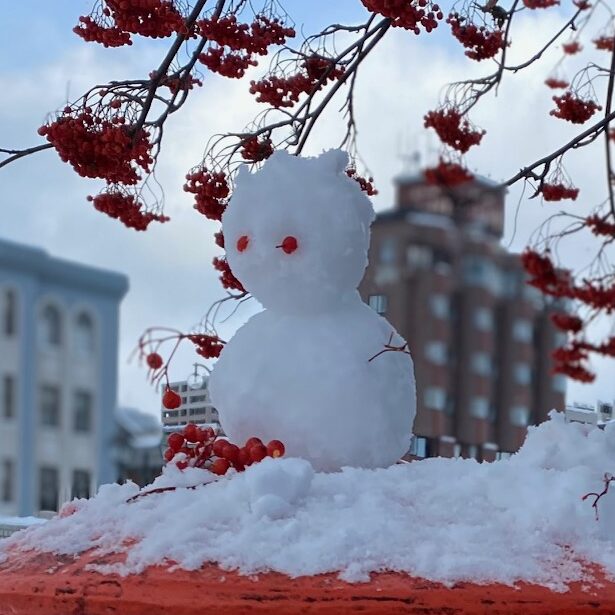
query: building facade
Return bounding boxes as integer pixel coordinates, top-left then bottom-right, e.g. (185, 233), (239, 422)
(0, 238), (128, 516)
(161, 376), (221, 432)
(359, 173), (567, 461)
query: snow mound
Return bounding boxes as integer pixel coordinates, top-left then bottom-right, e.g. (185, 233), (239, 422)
(2, 412), (615, 589)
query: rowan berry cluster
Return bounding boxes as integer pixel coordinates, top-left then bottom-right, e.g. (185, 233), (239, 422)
(447, 13), (504, 61)
(521, 249), (571, 297)
(188, 334), (224, 359)
(249, 56), (344, 108)
(550, 312), (583, 333)
(423, 108), (485, 153)
(163, 423), (286, 475)
(544, 77), (569, 89)
(523, 0), (559, 8)
(346, 168), (378, 195)
(241, 136), (274, 162)
(552, 343), (595, 382)
(183, 168), (229, 220)
(562, 41), (582, 54)
(593, 36), (615, 51)
(573, 0), (592, 8)
(550, 92), (601, 124)
(213, 257), (245, 292)
(361, 0), (443, 34)
(423, 159), (473, 187)
(38, 108), (152, 184)
(586, 214), (615, 237)
(214, 231), (225, 248)
(73, 17), (132, 47)
(86, 191), (169, 230)
(198, 47), (256, 79)
(540, 182), (579, 201)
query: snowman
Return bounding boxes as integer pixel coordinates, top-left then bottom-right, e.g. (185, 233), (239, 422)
(209, 150), (416, 472)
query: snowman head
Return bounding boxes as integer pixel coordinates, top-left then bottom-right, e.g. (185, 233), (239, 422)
(222, 150), (375, 313)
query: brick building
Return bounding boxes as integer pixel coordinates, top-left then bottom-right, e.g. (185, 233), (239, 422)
(359, 172), (567, 461)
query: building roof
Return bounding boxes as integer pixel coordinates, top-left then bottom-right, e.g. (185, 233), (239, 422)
(0, 236), (129, 298)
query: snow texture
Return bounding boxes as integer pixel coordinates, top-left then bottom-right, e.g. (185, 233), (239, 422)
(210, 150), (416, 471)
(2, 413), (615, 589)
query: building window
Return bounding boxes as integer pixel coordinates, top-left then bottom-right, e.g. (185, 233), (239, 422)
(72, 470), (91, 500)
(512, 319), (533, 343)
(1, 459), (14, 502)
(408, 436), (427, 458)
(463, 256), (501, 294)
(471, 352), (492, 376)
(41, 304), (62, 346)
(40, 385), (61, 427)
(514, 363), (532, 386)
(73, 391), (93, 433)
(425, 341), (447, 365)
(3, 289), (17, 337)
(379, 238), (397, 265)
(189, 395), (206, 403)
(74, 312), (95, 355)
(470, 397), (490, 419)
(368, 294), (388, 315)
(2, 375), (15, 419)
(424, 387), (446, 411)
(510, 405), (529, 426)
(474, 307), (493, 331)
(406, 245), (432, 269)
(39, 466), (59, 512)
(430, 294), (449, 319)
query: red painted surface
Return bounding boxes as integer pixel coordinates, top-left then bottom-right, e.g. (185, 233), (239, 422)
(0, 546), (614, 614)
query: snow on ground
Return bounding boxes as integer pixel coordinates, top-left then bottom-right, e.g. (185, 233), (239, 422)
(2, 412), (615, 589)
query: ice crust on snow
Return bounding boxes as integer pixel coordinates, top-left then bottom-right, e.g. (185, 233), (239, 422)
(210, 150), (416, 471)
(3, 412), (615, 589)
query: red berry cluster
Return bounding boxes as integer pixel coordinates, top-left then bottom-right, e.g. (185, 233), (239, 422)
(447, 13), (504, 61)
(586, 214), (615, 237)
(38, 108), (152, 184)
(550, 92), (601, 124)
(523, 0), (559, 7)
(241, 136), (274, 162)
(550, 312), (583, 333)
(423, 108), (485, 153)
(73, 17), (132, 47)
(214, 231), (225, 248)
(86, 191), (169, 230)
(361, 0), (443, 34)
(249, 55), (344, 108)
(198, 47), (257, 79)
(552, 343), (595, 382)
(540, 182), (579, 201)
(183, 168), (229, 221)
(423, 158), (473, 187)
(544, 77), (569, 89)
(594, 36), (615, 51)
(521, 249), (571, 297)
(213, 257), (245, 292)
(164, 424), (286, 475)
(573, 0), (592, 8)
(188, 334), (224, 359)
(346, 168), (378, 195)
(562, 41), (582, 54)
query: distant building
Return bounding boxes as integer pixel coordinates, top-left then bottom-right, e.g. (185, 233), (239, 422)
(359, 172), (567, 461)
(0, 238), (128, 516)
(565, 400), (614, 427)
(161, 376), (221, 433)
(114, 407), (163, 487)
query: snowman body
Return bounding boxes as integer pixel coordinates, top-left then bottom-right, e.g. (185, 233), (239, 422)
(209, 150), (416, 471)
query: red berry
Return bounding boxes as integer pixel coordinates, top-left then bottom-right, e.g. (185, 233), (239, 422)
(202, 427), (216, 441)
(167, 432), (185, 452)
(163, 389), (182, 410)
(277, 236), (298, 254)
(238, 447), (252, 466)
(267, 440), (285, 458)
(176, 460), (188, 470)
(146, 352), (163, 369)
(249, 443), (268, 463)
(211, 458), (231, 475)
(163, 447), (174, 462)
(236, 235), (249, 252)
(222, 443), (240, 463)
(245, 437), (263, 449)
(213, 439), (228, 457)
(183, 423), (199, 443)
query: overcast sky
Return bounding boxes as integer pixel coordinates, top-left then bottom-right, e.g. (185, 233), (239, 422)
(1, 1), (614, 417)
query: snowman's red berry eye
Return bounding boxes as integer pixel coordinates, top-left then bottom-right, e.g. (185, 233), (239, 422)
(237, 235), (249, 252)
(277, 236), (298, 254)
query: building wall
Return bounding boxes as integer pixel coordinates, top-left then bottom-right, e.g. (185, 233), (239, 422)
(0, 239), (128, 516)
(161, 378), (220, 430)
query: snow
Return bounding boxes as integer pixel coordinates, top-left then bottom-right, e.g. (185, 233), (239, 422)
(211, 150), (416, 471)
(2, 412), (615, 589)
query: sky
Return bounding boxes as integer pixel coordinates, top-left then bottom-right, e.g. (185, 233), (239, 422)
(1, 1), (614, 417)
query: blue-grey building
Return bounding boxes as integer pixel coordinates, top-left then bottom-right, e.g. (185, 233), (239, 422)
(0, 237), (128, 516)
